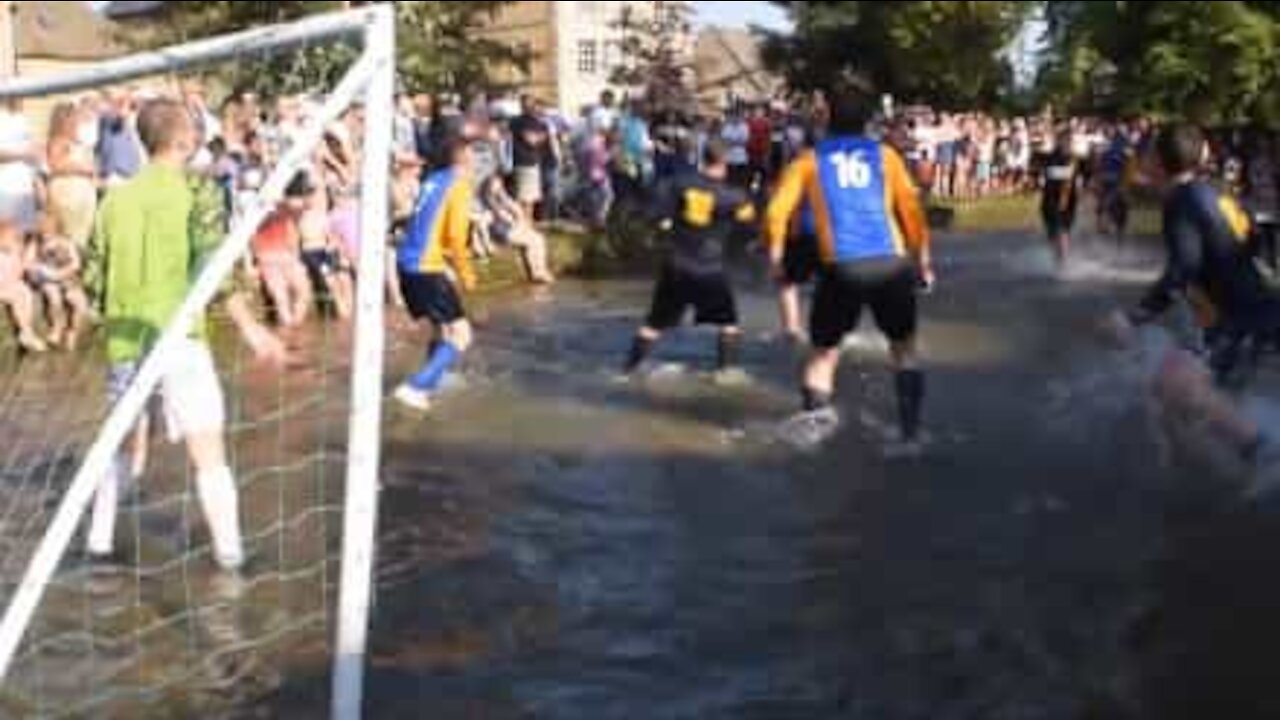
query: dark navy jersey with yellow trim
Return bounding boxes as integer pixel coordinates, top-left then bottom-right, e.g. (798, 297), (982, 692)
(1142, 180), (1274, 330)
(655, 171), (757, 275)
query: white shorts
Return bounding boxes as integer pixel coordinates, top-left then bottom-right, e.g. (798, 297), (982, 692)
(514, 167), (543, 205)
(108, 339), (226, 443)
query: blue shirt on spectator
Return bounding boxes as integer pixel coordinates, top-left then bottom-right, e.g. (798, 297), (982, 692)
(97, 114), (143, 181)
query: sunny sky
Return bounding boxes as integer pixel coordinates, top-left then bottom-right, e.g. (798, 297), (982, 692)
(695, 1), (791, 31)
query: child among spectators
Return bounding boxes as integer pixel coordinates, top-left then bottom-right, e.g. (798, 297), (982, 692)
(251, 176), (313, 328)
(0, 218), (44, 353)
(28, 216), (90, 349)
(297, 174), (354, 320)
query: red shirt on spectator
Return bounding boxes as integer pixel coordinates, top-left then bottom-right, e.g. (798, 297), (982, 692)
(748, 115), (772, 165)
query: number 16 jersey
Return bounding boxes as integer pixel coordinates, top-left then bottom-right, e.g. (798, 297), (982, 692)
(766, 137), (929, 266)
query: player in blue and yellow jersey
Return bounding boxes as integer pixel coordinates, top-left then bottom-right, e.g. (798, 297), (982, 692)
(623, 140), (757, 380)
(394, 138), (478, 411)
(765, 91), (934, 453)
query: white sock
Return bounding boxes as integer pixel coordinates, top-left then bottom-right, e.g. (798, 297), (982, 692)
(86, 456), (127, 557)
(195, 466), (244, 571)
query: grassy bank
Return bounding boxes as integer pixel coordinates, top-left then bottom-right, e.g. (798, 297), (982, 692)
(930, 194), (1161, 237)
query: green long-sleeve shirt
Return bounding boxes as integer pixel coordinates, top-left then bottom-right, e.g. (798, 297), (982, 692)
(87, 164), (228, 364)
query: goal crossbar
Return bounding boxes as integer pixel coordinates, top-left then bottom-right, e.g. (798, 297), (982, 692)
(0, 7), (384, 100)
(0, 7), (396, 720)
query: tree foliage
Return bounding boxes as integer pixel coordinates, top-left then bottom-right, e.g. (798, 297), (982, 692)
(610, 2), (697, 113)
(392, 1), (528, 94)
(1038, 1), (1280, 124)
(762, 1), (1029, 110)
(121, 1), (527, 97)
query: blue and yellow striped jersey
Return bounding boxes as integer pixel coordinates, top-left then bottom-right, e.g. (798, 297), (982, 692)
(398, 167), (475, 286)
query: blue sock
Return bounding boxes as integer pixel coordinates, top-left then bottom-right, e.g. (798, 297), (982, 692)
(408, 341), (460, 392)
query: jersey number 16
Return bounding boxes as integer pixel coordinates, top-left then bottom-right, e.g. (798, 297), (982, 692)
(829, 151), (873, 190)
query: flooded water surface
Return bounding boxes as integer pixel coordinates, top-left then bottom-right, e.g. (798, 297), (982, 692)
(4, 229), (1277, 718)
(262, 231), (1262, 719)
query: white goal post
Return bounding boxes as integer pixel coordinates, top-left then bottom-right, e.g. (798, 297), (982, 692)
(0, 7), (395, 719)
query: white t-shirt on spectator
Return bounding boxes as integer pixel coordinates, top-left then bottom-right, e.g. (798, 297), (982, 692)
(590, 106), (618, 135)
(1012, 130), (1031, 168)
(1071, 132), (1091, 160)
(722, 121), (750, 167)
(910, 125), (932, 149)
(0, 110), (37, 232)
(978, 136), (996, 164)
(393, 113), (416, 158)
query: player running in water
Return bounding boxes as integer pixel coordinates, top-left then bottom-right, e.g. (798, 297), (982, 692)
(765, 90), (933, 454)
(1041, 129), (1080, 272)
(623, 140), (757, 381)
(394, 138), (478, 412)
(1097, 125), (1135, 248)
(1114, 124), (1280, 492)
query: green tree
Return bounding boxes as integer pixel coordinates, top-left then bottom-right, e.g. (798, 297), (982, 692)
(611, 2), (697, 113)
(1038, 1), (1280, 124)
(762, 1), (1030, 110)
(121, 1), (527, 97)
(393, 1), (528, 94)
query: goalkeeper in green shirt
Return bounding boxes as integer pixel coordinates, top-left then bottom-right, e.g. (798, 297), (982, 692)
(85, 98), (285, 571)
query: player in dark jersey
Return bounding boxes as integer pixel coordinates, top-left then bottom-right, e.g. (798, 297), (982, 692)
(623, 140), (757, 381)
(766, 90), (933, 455)
(1041, 129), (1080, 272)
(1130, 124), (1280, 385)
(1096, 127), (1134, 247)
(1115, 124), (1280, 493)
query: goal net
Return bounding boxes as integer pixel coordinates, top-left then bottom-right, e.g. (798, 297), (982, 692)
(0, 7), (392, 718)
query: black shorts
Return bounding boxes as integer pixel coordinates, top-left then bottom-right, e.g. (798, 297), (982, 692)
(1042, 207), (1076, 238)
(1101, 182), (1129, 220)
(302, 249), (342, 280)
(646, 264), (738, 330)
(810, 259), (918, 349)
(400, 271), (466, 325)
(389, 219), (408, 246)
(783, 233), (821, 286)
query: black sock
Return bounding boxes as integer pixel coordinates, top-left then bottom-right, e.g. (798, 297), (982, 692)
(717, 332), (741, 371)
(1244, 433), (1265, 463)
(895, 369), (926, 441)
(625, 335), (656, 372)
(802, 387), (832, 412)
